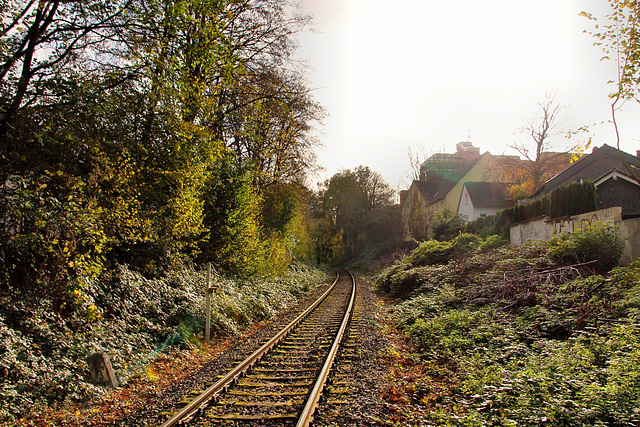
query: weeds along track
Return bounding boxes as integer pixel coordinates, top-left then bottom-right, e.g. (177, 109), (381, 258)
(158, 269), (356, 427)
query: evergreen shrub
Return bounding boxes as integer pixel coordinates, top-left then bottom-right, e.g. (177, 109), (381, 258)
(388, 241), (640, 426)
(431, 208), (466, 241)
(479, 234), (507, 251)
(451, 233), (482, 255)
(406, 240), (454, 267)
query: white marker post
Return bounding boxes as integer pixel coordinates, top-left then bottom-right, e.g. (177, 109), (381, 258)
(205, 262), (211, 344)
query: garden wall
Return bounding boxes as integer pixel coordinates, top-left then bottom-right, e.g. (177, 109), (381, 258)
(509, 206), (639, 265)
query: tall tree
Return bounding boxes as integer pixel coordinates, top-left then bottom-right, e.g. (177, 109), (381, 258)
(315, 166), (396, 260)
(0, 0), (323, 299)
(225, 68), (323, 189)
(0, 0), (139, 178)
(494, 92), (580, 198)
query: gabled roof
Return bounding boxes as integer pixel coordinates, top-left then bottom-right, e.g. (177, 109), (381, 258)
(463, 182), (507, 208)
(533, 144), (640, 197)
(594, 167), (640, 187)
(411, 179), (455, 204)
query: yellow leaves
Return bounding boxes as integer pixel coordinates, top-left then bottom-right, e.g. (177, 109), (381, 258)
(145, 366), (159, 382)
(579, 11), (594, 20)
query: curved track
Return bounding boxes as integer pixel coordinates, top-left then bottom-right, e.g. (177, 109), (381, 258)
(158, 269), (356, 426)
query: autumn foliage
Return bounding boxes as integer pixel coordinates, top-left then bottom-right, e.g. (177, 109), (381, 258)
(496, 152), (572, 199)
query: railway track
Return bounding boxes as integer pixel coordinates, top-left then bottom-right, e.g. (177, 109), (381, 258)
(157, 269), (356, 426)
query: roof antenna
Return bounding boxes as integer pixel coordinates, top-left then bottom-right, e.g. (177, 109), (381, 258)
(467, 128), (471, 142)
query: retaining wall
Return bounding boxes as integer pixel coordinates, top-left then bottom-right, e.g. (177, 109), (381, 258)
(509, 206), (639, 265)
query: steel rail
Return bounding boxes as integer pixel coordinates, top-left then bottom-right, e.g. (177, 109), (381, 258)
(159, 271), (340, 427)
(296, 269), (356, 427)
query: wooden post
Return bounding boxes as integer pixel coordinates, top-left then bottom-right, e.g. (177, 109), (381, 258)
(205, 262), (211, 344)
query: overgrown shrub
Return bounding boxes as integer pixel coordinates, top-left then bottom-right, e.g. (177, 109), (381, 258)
(451, 233), (482, 254)
(406, 240), (454, 267)
(431, 208), (466, 241)
(479, 234), (507, 251)
(547, 222), (626, 273)
(384, 267), (429, 297)
(376, 235), (487, 296)
(385, 232), (640, 426)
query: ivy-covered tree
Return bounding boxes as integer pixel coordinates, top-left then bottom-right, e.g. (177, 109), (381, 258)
(0, 0), (323, 301)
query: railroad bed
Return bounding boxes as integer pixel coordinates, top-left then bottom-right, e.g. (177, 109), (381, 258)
(157, 269), (357, 426)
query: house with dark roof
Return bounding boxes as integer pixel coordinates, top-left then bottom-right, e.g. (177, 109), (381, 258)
(458, 182), (508, 221)
(532, 144), (640, 218)
(401, 141), (513, 241)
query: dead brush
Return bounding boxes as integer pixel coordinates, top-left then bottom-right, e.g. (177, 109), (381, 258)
(470, 260), (596, 310)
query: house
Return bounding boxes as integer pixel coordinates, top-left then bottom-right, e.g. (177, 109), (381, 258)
(510, 144), (640, 264)
(458, 182), (508, 221)
(532, 144), (640, 218)
(401, 141), (513, 241)
(402, 178), (457, 240)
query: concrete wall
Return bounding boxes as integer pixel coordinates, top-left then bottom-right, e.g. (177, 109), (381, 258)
(509, 206), (639, 265)
(509, 216), (553, 245)
(619, 218), (640, 265)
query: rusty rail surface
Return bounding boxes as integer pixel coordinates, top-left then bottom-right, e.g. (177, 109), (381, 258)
(296, 269), (355, 427)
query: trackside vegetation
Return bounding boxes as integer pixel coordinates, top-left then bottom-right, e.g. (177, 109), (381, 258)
(0, 262), (325, 423)
(375, 224), (640, 425)
(0, 0), (400, 423)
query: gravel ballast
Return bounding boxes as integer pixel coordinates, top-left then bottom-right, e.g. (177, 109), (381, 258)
(110, 272), (398, 426)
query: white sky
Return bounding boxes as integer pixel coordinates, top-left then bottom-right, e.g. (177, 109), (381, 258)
(294, 0), (640, 192)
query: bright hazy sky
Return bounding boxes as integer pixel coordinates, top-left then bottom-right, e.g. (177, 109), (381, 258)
(295, 0), (640, 191)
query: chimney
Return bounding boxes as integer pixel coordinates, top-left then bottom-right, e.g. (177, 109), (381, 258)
(636, 150), (640, 158)
(456, 141), (480, 163)
(399, 190), (408, 207)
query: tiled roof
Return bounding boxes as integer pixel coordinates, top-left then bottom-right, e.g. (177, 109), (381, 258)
(411, 179), (455, 204)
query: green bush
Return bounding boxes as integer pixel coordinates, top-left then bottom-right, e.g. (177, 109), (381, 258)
(547, 222), (625, 273)
(373, 262), (407, 294)
(479, 234), (507, 251)
(385, 234), (640, 426)
(387, 266), (452, 297)
(406, 240), (455, 267)
(451, 233), (482, 254)
(431, 208), (466, 241)
(376, 234), (487, 296)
